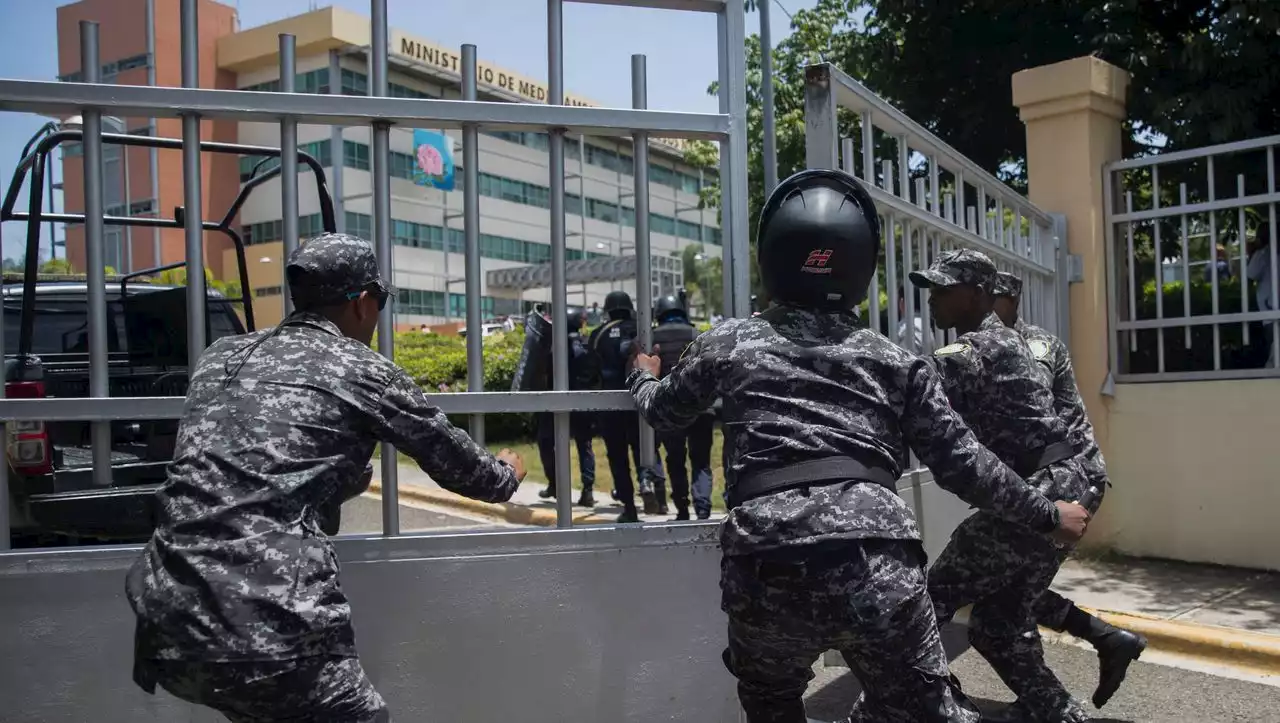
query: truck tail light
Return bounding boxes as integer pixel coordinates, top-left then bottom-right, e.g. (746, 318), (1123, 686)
(5, 381), (53, 476)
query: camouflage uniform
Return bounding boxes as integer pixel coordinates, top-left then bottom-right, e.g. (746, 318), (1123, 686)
(993, 273), (1108, 630)
(911, 251), (1089, 722)
(627, 304), (1064, 723)
(125, 234), (522, 723)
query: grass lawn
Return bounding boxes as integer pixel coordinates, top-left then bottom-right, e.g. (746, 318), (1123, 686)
(380, 429), (730, 511)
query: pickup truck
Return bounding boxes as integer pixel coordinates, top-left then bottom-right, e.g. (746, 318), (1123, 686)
(2, 274), (247, 545)
(1, 128), (336, 545)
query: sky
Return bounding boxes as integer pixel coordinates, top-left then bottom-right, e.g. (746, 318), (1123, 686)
(0, 0), (819, 263)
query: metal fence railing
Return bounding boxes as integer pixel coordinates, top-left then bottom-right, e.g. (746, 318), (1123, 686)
(1105, 134), (1280, 382)
(803, 63), (1066, 356)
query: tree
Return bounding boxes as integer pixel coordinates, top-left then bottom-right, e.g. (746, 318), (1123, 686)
(857, 0), (1280, 186)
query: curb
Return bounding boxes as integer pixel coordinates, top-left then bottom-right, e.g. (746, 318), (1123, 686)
(1076, 606), (1280, 675)
(368, 480), (616, 527)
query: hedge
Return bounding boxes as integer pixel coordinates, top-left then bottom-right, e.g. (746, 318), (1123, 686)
(1122, 277), (1272, 374)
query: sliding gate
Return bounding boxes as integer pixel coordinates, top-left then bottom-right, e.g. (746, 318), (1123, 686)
(0, 1), (751, 721)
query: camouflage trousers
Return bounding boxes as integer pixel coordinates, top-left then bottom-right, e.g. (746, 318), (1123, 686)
(928, 511), (1074, 722)
(135, 655), (389, 723)
(1033, 588), (1076, 631)
(721, 539), (980, 723)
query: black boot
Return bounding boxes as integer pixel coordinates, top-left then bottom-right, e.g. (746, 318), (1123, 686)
(617, 505), (640, 523)
(674, 503), (690, 521)
(1062, 606), (1147, 708)
(638, 476), (658, 515)
(655, 480), (669, 516)
(577, 490), (595, 507)
(538, 486), (555, 500)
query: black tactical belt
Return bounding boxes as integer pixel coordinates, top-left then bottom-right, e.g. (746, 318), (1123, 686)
(1014, 441), (1077, 478)
(730, 456), (899, 509)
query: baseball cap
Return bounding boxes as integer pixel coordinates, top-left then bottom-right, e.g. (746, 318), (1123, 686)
(285, 233), (395, 309)
(993, 271), (1023, 298)
(909, 248), (997, 292)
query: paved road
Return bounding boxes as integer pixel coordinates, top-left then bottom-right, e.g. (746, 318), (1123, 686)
(337, 495), (493, 535)
(804, 640), (1280, 722)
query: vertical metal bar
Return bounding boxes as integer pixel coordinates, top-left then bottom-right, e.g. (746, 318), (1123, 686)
(80, 21), (112, 488)
(928, 156), (940, 217)
(46, 160), (56, 262)
(841, 138), (876, 328)
(1125, 192), (1136, 353)
(1237, 174), (1249, 346)
(146, 0), (161, 266)
(1207, 157), (1221, 370)
(885, 214), (899, 344)
(180, 0), (206, 366)
(122, 133), (133, 273)
(329, 49), (345, 234)
(978, 187), (989, 240)
(0, 288), (6, 549)
(548, 0), (572, 527)
(721, 0), (750, 317)
(1180, 184), (1191, 349)
(803, 68), (838, 170)
(1268, 146), (1278, 366)
(716, 11), (732, 317)
(859, 111), (875, 185)
(279, 34), (299, 317)
(996, 198), (1006, 249)
(896, 135), (909, 204)
(956, 172), (966, 230)
(1103, 168), (1121, 379)
(461, 45), (485, 445)
(758, 0), (777, 196)
(370, 0), (398, 535)
(632, 53), (657, 480)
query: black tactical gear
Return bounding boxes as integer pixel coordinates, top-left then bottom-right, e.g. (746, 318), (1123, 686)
(603, 290), (635, 319)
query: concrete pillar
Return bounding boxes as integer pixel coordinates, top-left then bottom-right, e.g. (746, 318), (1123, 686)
(1013, 57), (1129, 458)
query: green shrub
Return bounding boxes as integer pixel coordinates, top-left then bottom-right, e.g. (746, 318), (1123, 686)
(1122, 276), (1271, 373)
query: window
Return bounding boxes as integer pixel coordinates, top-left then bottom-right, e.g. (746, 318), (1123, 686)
(241, 214), (323, 246)
(256, 285), (283, 297)
(238, 140), (331, 182)
(344, 141), (370, 171)
(3, 297), (125, 354)
(241, 69), (328, 94)
(345, 211), (373, 241)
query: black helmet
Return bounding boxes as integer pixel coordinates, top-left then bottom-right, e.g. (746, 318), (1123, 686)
(603, 290), (634, 319)
(654, 294), (686, 323)
(756, 168), (880, 310)
(566, 305), (585, 330)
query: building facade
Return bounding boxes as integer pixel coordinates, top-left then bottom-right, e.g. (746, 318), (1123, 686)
(55, 1), (719, 329)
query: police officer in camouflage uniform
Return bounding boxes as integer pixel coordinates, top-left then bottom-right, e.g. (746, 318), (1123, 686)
(910, 249), (1095, 723)
(993, 271), (1147, 711)
(589, 290), (663, 522)
(651, 293), (715, 520)
(626, 169), (1089, 723)
(125, 233), (527, 723)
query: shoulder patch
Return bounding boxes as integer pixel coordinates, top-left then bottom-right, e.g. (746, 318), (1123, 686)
(934, 342), (971, 356)
(1028, 339), (1052, 360)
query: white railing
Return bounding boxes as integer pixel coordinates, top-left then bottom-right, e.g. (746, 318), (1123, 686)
(1104, 134), (1280, 382)
(803, 63), (1067, 354)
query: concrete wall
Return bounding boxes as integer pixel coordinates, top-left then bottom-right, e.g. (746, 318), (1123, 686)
(1090, 379), (1280, 571)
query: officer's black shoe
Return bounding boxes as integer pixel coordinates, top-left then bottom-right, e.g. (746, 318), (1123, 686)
(577, 491), (595, 507)
(538, 486), (555, 500)
(610, 488), (618, 501)
(617, 507), (640, 523)
(1092, 628), (1147, 708)
(640, 492), (658, 515)
(695, 508), (712, 520)
(657, 500), (669, 515)
(674, 507), (690, 521)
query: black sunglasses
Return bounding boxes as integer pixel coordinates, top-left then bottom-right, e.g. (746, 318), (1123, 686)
(346, 288), (390, 311)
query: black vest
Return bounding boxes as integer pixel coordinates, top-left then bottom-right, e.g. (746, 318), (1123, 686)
(652, 320), (698, 380)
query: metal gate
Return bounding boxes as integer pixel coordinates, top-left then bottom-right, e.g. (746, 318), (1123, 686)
(803, 63), (1068, 350)
(0, 1), (752, 721)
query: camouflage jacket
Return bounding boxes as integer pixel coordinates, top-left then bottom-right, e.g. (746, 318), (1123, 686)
(626, 305), (1060, 556)
(928, 313), (1077, 498)
(1016, 318), (1108, 486)
(125, 313), (521, 662)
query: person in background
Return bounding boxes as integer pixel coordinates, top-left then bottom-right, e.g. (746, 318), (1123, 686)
(537, 305), (599, 506)
(1247, 220), (1277, 368)
(651, 293), (715, 520)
